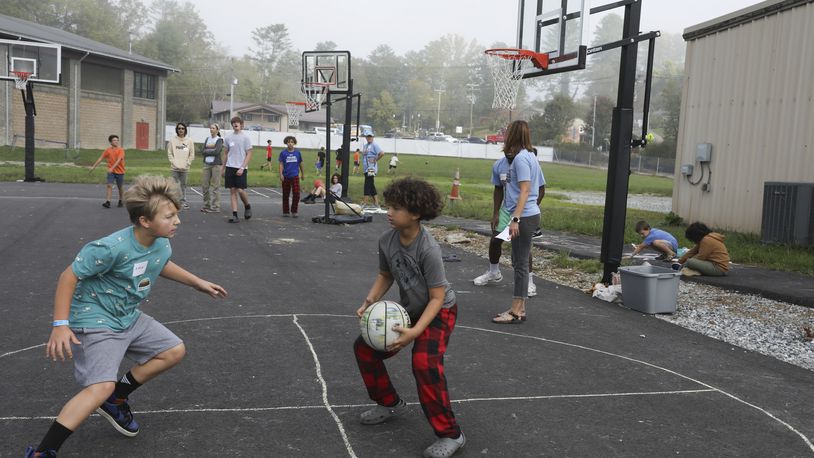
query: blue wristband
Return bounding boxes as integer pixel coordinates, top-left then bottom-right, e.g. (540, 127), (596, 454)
(52, 320), (70, 327)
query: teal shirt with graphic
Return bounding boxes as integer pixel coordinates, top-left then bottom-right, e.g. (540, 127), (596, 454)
(70, 226), (172, 331)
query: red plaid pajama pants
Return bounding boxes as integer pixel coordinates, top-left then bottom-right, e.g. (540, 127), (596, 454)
(281, 176), (300, 214)
(354, 304), (460, 438)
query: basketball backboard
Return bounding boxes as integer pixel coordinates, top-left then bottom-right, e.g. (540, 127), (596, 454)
(302, 51), (351, 93)
(0, 38), (61, 84)
(517, 0), (590, 79)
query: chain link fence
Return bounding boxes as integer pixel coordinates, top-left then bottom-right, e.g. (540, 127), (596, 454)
(551, 144), (675, 176)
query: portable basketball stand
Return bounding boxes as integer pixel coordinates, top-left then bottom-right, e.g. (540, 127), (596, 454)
(504, 0), (661, 284)
(302, 50), (373, 225)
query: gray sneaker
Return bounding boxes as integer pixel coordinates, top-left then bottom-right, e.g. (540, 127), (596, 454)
(360, 399), (407, 425)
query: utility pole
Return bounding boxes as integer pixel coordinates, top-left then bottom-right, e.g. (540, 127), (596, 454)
(591, 95), (597, 148)
(229, 77), (238, 119)
(434, 88), (445, 132)
(466, 83), (479, 137)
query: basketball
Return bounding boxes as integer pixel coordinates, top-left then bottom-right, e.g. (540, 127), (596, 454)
(360, 300), (411, 352)
(645, 132), (655, 142)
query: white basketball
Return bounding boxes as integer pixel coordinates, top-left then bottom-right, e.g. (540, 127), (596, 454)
(360, 300), (411, 352)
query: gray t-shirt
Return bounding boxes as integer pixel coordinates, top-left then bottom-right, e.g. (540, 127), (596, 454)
(378, 227), (456, 321)
(223, 131), (252, 168)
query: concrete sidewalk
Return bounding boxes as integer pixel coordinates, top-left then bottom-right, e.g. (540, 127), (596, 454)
(435, 215), (814, 308)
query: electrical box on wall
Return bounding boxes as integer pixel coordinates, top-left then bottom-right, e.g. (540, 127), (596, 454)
(696, 143), (712, 163)
(681, 164), (694, 176)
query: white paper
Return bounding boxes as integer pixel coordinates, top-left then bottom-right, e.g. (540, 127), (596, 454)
(496, 226), (511, 241)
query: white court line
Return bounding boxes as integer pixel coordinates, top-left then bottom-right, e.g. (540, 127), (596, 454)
(458, 324), (814, 453)
(263, 187), (282, 196)
(2, 315), (810, 452)
(0, 390), (717, 422)
(292, 314), (357, 458)
(0, 343), (44, 358)
(189, 188), (203, 197)
(250, 188), (274, 199)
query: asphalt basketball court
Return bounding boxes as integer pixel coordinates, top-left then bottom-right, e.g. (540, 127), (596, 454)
(1, 182), (813, 457)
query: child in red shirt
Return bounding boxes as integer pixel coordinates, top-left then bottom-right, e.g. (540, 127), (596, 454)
(90, 135), (126, 208)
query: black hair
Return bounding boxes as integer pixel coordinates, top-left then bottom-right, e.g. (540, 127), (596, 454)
(175, 122), (188, 135)
(108, 134), (119, 143)
(685, 222), (712, 244)
(283, 135), (297, 145)
(383, 177), (443, 221)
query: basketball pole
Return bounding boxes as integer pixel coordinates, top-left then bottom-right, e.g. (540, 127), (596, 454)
(599, 0), (642, 283)
(21, 81), (40, 182)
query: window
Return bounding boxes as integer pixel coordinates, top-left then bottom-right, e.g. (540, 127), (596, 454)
(266, 114), (279, 122)
(134, 72), (156, 99)
(81, 62), (122, 95)
(243, 114), (253, 121)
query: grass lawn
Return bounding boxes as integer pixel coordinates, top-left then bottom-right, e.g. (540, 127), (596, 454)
(2, 146), (812, 276)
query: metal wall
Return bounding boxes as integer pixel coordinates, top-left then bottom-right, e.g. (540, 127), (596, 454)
(673, 0), (814, 234)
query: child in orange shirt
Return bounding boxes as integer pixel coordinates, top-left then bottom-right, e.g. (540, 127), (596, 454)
(90, 135), (126, 208)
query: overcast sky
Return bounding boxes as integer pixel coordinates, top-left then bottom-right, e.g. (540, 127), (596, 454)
(182, 0), (756, 58)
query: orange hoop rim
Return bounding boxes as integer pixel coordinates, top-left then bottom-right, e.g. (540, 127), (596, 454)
(484, 48), (549, 69)
(286, 101), (307, 106)
(12, 70), (32, 79)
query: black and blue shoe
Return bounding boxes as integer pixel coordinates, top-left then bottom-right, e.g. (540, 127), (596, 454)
(24, 446), (57, 457)
(96, 396), (139, 437)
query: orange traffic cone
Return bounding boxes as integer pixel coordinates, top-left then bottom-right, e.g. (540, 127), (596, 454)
(449, 168), (462, 205)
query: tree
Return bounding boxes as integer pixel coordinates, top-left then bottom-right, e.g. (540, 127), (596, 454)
(530, 94), (577, 143)
(369, 91), (399, 133)
(137, 1), (218, 122)
(248, 24), (292, 103)
(314, 41), (337, 51)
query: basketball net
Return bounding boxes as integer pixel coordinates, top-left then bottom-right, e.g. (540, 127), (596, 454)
(302, 83), (326, 112)
(484, 49), (548, 110)
(13, 71), (31, 90)
(286, 102), (306, 127)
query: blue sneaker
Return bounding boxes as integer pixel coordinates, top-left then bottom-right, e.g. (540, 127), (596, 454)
(96, 397), (139, 437)
(24, 446), (57, 457)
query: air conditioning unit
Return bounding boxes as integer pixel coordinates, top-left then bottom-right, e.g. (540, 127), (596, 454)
(761, 182), (814, 246)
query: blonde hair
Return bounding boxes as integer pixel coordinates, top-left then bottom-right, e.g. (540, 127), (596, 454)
(123, 175), (182, 224)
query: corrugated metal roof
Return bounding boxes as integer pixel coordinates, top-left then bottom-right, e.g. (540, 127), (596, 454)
(684, 0), (814, 41)
(0, 13), (176, 72)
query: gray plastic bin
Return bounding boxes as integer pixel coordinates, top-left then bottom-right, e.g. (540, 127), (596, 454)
(618, 265), (681, 314)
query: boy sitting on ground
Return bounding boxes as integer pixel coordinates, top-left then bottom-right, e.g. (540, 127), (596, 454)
(631, 220), (678, 260)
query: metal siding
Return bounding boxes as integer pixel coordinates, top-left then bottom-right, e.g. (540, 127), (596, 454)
(675, 2), (814, 233)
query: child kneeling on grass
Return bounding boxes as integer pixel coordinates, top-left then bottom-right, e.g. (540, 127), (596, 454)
(25, 175), (227, 457)
(353, 177), (465, 458)
(631, 220), (678, 260)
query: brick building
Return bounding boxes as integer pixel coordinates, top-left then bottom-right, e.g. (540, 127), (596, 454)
(0, 13), (175, 150)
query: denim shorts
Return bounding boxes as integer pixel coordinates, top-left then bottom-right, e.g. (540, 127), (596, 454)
(106, 172), (124, 186)
(70, 313), (182, 386)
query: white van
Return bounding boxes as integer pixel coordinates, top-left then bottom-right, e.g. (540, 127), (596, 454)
(314, 127), (339, 135)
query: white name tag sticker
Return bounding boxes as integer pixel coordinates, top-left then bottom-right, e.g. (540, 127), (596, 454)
(133, 261), (148, 277)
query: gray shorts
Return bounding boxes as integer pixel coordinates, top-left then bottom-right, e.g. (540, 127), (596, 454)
(70, 313), (183, 387)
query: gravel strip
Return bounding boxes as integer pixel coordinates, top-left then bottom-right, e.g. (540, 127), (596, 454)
(552, 191), (673, 213)
(429, 226), (814, 372)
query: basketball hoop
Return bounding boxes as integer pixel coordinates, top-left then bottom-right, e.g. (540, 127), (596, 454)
(12, 71), (31, 90)
(484, 48), (549, 110)
(286, 101), (307, 127)
(302, 81), (332, 112)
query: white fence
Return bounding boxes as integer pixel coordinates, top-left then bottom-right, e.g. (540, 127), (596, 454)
(168, 126), (554, 163)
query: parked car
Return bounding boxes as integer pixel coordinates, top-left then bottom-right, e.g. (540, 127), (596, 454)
(247, 125), (264, 131)
(466, 136), (487, 144)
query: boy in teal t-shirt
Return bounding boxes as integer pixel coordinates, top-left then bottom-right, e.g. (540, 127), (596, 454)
(25, 175), (227, 457)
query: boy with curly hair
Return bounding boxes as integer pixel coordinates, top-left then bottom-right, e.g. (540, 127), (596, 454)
(353, 177), (465, 458)
(25, 175), (227, 457)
